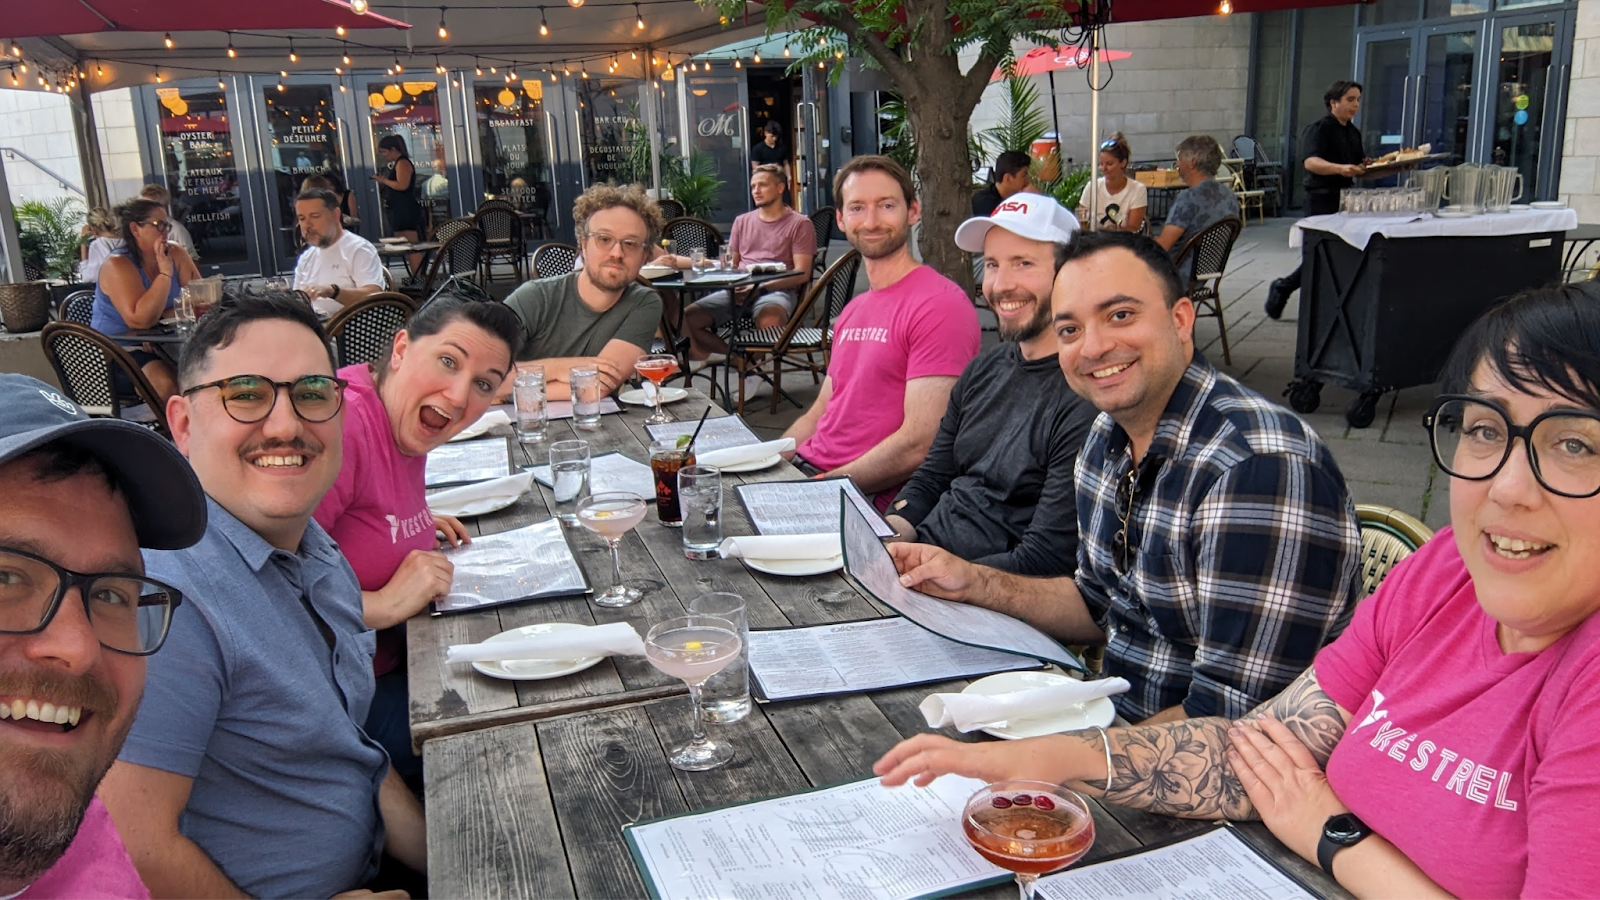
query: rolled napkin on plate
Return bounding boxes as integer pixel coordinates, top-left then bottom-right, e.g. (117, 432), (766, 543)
(427, 471), (534, 517)
(746, 261), (787, 274)
(695, 438), (795, 468)
(446, 621), (646, 664)
(450, 408), (515, 442)
(718, 533), (840, 561)
(920, 677), (1132, 732)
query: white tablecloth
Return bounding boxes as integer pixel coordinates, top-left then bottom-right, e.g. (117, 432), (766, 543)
(1289, 208), (1579, 251)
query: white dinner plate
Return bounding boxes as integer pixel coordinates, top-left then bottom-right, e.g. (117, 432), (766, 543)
(618, 387), (688, 406)
(742, 554), (844, 577)
(715, 453), (783, 473)
(379, 236), (408, 244)
(470, 623), (605, 681)
(1530, 201), (1568, 210)
(1435, 208), (1475, 219)
(961, 670), (1117, 740)
(1509, 204), (1531, 211)
(640, 264), (677, 279)
(429, 493), (520, 518)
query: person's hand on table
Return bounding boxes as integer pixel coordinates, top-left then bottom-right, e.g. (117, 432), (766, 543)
(888, 542), (980, 601)
(434, 513), (470, 548)
(874, 733), (1070, 788)
(1228, 714), (1348, 863)
(372, 549), (454, 626)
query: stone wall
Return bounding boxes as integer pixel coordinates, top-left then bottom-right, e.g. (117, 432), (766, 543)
(0, 86), (143, 211)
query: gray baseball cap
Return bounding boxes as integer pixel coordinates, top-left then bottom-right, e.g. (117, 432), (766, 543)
(0, 374), (206, 550)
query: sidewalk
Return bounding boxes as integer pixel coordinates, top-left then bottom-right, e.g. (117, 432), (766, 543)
(737, 217), (1450, 532)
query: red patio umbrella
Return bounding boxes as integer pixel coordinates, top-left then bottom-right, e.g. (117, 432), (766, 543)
(990, 44), (1134, 81)
(0, 0), (408, 40)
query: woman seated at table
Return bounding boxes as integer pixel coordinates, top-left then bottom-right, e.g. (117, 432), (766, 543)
(312, 295), (525, 789)
(91, 197), (200, 402)
(877, 282), (1600, 898)
(1077, 132), (1147, 234)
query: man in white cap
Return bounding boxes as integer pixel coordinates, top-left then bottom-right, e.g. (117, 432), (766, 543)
(885, 194), (1097, 578)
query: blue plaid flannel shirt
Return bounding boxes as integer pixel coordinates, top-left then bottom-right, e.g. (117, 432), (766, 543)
(1075, 357), (1361, 721)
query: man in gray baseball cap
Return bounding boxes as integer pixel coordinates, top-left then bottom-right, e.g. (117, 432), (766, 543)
(0, 373), (206, 898)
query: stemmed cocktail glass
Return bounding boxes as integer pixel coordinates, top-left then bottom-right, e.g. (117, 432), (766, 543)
(962, 780), (1095, 899)
(645, 614), (742, 771)
(635, 353), (679, 425)
(576, 491), (647, 607)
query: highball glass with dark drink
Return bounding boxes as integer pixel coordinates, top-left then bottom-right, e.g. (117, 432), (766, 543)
(648, 439), (694, 527)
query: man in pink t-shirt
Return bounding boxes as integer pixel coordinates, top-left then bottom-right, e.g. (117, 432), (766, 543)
(0, 375), (211, 900)
(784, 156), (979, 509)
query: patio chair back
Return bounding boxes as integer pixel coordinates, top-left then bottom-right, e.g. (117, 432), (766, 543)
(408, 227), (485, 300)
(1171, 216), (1243, 364)
(56, 289), (96, 324)
(474, 203), (527, 281)
(1232, 135), (1261, 163)
(40, 321), (171, 437)
(433, 216), (477, 244)
(1355, 503), (1434, 598)
(657, 198), (685, 220)
(325, 292), (418, 368)
(662, 217), (723, 256)
(532, 242), (579, 280)
(809, 206), (835, 275)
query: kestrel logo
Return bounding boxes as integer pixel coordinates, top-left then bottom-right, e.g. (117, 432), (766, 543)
(1352, 689), (1389, 733)
(996, 200), (1030, 215)
(386, 514), (400, 543)
(39, 389), (78, 415)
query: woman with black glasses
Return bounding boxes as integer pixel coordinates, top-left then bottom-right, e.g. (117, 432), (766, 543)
(91, 197), (201, 402)
(877, 282), (1600, 898)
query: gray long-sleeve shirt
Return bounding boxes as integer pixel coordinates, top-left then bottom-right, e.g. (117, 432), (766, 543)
(892, 342), (1097, 576)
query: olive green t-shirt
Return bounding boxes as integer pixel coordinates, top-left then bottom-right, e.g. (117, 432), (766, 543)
(503, 272), (663, 361)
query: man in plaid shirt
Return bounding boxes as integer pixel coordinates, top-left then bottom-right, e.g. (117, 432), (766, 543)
(892, 230), (1360, 723)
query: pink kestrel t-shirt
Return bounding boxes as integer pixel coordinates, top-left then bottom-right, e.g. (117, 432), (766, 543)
(1315, 527), (1600, 899)
(797, 264), (978, 506)
(313, 363), (436, 676)
(19, 797), (149, 899)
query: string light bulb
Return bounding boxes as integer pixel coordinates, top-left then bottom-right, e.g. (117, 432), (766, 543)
(635, 3), (645, 29)
(734, 56), (741, 68)
(335, 66), (343, 74)
(474, 57), (483, 76)
(580, 62), (588, 78)
(539, 7), (550, 36)
(563, 62), (572, 76)
(336, 24), (347, 36)
(155, 70), (165, 82)
(567, 0), (584, 7)
(218, 73), (226, 89)
(164, 32), (174, 49)
(339, 80), (347, 92)
(393, 53), (404, 73)
(227, 35), (237, 58)
(438, 7), (450, 38)
(17, 62), (26, 73)
(1218, 0), (1232, 12)
(9, 71), (19, 88)
(548, 69), (556, 81)
(435, 56), (446, 74)
(753, 50), (761, 63)
(351, 0), (370, 13)
(288, 38), (299, 63)
(631, 49), (638, 60)
(343, 43), (352, 65)
(95, 61), (104, 77)
(783, 44), (791, 57)
(509, 67), (519, 81)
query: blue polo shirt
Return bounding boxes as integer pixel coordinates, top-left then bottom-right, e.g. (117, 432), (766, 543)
(122, 497), (389, 899)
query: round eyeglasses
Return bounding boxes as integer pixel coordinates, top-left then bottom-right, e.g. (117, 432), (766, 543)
(0, 546), (183, 655)
(1424, 395), (1600, 499)
(180, 374), (348, 424)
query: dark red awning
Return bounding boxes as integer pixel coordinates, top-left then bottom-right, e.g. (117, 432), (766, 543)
(0, 0), (408, 40)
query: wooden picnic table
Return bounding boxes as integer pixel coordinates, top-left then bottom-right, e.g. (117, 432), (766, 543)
(406, 388), (892, 750)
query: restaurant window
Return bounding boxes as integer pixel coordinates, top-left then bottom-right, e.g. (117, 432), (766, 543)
(367, 81), (450, 226)
(578, 79), (648, 187)
(1250, 11), (1293, 162)
(1423, 0), (1489, 18)
(475, 81), (551, 215)
(683, 74), (747, 222)
(263, 85), (347, 257)
(155, 86), (247, 265)
(1363, 0), (1422, 25)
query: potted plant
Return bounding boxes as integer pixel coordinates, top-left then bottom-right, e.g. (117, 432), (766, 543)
(660, 151), (723, 221)
(14, 198), (87, 282)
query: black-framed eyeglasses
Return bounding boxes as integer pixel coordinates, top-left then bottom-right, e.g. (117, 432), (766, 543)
(139, 219), (174, 233)
(1424, 395), (1600, 499)
(0, 546), (183, 655)
(181, 374), (348, 424)
(583, 231), (650, 258)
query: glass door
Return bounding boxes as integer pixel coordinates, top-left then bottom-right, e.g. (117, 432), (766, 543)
(1357, 31), (1415, 157)
(576, 77), (650, 188)
(1418, 25), (1482, 164)
(1486, 12), (1573, 199)
(364, 77), (456, 236)
(146, 82), (259, 275)
(472, 79), (556, 225)
(681, 72), (748, 227)
(797, 65), (831, 215)
(256, 79), (360, 270)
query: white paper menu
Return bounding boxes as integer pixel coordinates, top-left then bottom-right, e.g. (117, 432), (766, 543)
(645, 415), (761, 453)
(432, 519), (589, 613)
(840, 498), (1085, 672)
(737, 477), (896, 538)
(748, 618), (1039, 701)
(624, 775), (1007, 900)
(1034, 826), (1316, 900)
(425, 438), (511, 487)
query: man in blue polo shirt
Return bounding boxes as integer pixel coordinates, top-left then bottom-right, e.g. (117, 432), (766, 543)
(98, 293), (426, 897)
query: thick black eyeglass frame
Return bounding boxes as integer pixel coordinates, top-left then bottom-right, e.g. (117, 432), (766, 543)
(180, 374), (349, 424)
(1423, 394), (1600, 499)
(0, 545), (184, 656)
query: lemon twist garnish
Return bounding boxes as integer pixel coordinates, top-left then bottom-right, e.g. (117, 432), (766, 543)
(684, 640), (702, 650)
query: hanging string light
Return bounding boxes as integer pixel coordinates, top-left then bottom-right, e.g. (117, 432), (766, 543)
(351, 0), (370, 13)
(630, 49), (638, 60)
(435, 55), (446, 74)
(155, 70), (165, 82)
(510, 67), (519, 81)
(489, 63), (498, 73)
(342, 43), (352, 65)
(733, 56), (741, 69)
(567, 0), (585, 8)
(227, 34), (237, 58)
(474, 57), (483, 76)
(217, 72), (226, 89)
(548, 68), (556, 81)
(753, 50), (761, 64)
(336, 24), (347, 37)
(635, 3), (645, 29)
(335, 65), (344, 74)
(95, 61), (104, 77)
(288, 38), (299, 63)
(164, 32), (175, 49)
(393, 52), (404, 73)
(580, 61), (588, 79)
(539, 7), (550, 37)
(563, 62), (572, 76)
(783, 44), (791, 58)
(438, 7), (450, 39)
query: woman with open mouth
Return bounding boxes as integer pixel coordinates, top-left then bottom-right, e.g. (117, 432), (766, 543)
(875, 281), (1600, 899)
(313, 295), (524, 789)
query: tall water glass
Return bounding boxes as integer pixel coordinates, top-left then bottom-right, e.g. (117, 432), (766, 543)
(571, 366), (602, 430)
(687, 591), (749, 723)
(174, 286), (197, 336)
(678, 465), (722, 559)
(513, 366), (547, 443)
(549, 439), (590, 525)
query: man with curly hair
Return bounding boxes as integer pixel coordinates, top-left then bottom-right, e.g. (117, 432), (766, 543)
(504, 183), (665, 399)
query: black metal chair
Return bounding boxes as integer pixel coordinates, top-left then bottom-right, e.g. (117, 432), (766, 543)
(55, 289), (96, 324)
(656, 198), (685, 220)
(404, 227), (486, 302)
(1232, 135), (1283, 216)
(662, 217), (723, 258)
(1172, 216), (1243, 366)
(40, 321), (170, 437)
(324, 292), (418, 368)
(723, 250), (861, 415)
(808, 206), (836, 276)
(531, 242), (579, 280)
(474, 200), (527, 283)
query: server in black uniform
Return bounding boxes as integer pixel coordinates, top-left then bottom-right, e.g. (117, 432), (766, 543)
(1265, 80), (1368, 319)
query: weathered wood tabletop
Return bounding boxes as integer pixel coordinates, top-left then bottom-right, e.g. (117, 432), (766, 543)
(407, 388), (892, 749)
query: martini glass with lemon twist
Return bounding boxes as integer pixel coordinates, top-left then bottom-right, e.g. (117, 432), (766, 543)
(576, 491), (647, 607)
(645, 615), (742, 770)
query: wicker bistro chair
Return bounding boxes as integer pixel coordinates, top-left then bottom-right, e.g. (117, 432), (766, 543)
(403, 227), (486, 302)
(432, 216), (476, 245)
(57, 290), (96, 325)
(662, 217), (723, 258)
(40, 321), (171, 437)
(1354, 503), (1435, 599)
(723, 250), (861, 414)
(809, 206), (836, 277)
(1171, 216), (1243, 366)
(531, 242), (580, 280)
(325, 292), (418, 368)
(656, 198), (685, 220)
(474, 201), (527, 283)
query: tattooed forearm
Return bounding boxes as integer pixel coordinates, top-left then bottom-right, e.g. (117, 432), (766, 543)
(1059, 666), (1348, 821)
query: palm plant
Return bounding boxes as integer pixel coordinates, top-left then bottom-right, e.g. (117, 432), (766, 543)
(878, 96), (985, 175)
(660, 151), (723, 220)
(14, 197), (86, 280)
(980, 66), (1051, 156)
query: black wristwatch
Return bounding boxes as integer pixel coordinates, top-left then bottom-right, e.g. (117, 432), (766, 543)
(329, 284), (341, 300)
(1317, 812), (1373, 877)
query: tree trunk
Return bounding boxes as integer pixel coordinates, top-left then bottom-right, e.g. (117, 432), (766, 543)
(906, 97), (978, 296)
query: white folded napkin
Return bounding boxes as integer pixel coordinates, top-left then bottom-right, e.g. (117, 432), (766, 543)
(920, 677), (1131, 732)
(696, 438), (794, 468)
(427, 471), (533, 517)
(450, 408), (514, 442)
(746, 261), (787, 273)
(446, 621), (646, 664)
(718, 533), (840, 561)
